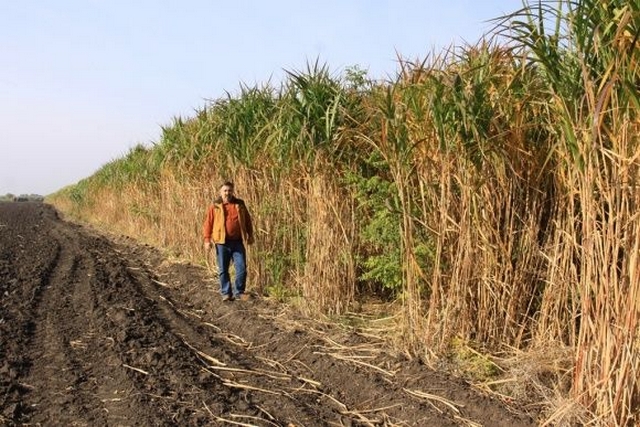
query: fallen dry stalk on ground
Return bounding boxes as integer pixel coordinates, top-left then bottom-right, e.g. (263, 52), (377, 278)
(122, 363), (149, 375)
(206, 365), (292, 381)
(180, 338), (225, 366)
(403, 388), (462, 414)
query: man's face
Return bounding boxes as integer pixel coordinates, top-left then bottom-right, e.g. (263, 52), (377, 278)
(220, 185), (234, 202)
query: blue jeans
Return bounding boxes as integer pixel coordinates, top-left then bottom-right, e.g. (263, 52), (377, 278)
(215, 240), (247, 297)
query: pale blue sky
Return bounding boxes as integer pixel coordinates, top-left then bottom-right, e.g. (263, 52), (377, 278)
(0, 1), (521, 196)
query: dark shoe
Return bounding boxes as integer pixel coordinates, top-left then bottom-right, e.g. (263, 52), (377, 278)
(222, 294), (233, 302)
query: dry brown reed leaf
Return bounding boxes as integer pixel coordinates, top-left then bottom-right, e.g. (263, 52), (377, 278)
(206, 365), (291, 381)
(453, 415), (483, 427)
(257, 308), (291, 321)
(289, 359), (314, 376)
(150, 278), (171, 287)
(338, 411), (380, 426)
(353, 330), (396, 341)
(122, 364), (149, 375)
(211, 415), (260, 427)
(320, 336), (384, 353)
(100, 398), (123, 403)
(255, 356), (288, 372)
(341, 403), (402, 415)
(296, 376), (321, 387)
(283, 344), (308, 364)
(538, 395), (591, 427)
(472, 386), (522, 408)
(292, 388), (348, 411)
(201, 321), (222, 332)
(222, 379), (283, 396)
(227, 413), (281, 427)
(339, 404), (410, 427)
(403, 388), (462, 415)
(313, 351), (395, 376)
(180, 339), (226, 366)
(254, 404), (277, 422)
(156, 295), (173, 306)
(200, 367), (222, 380)
(176, 308), (202, 320)
(474, 377), (518, 390)
(221, 332), (250, 347)
(201, 400), (215, 417)
(308, 326), (329, 336)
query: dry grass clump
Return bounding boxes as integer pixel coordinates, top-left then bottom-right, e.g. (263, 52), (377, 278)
(496, 345), (574, 404)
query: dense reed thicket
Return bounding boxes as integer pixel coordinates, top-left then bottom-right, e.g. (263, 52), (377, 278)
(50, 1), (639, 424)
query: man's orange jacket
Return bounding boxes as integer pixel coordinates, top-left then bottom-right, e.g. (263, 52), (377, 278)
(202, 197), (254, 245)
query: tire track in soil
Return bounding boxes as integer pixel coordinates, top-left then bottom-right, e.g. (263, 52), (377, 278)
(22, 220), (160, 426)
(0, 202), (537, 426)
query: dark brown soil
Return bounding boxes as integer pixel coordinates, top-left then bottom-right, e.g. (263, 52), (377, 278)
(0, 202), (536, 426)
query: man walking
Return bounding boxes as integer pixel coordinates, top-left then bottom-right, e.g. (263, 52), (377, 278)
(203, 181), (254, 301)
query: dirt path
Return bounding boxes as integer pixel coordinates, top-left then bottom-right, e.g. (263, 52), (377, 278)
(0, 202), (535, 426)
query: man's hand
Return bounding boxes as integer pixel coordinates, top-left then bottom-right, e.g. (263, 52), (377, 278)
(204, 241), (212, 250)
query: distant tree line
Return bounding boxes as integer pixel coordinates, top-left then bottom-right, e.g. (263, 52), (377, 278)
(0, 193), (44, 202)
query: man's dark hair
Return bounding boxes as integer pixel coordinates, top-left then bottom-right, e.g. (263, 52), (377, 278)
(220, 181), (234, 189)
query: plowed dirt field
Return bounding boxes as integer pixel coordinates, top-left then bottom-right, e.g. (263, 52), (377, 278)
(0, 202), (536, 426)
